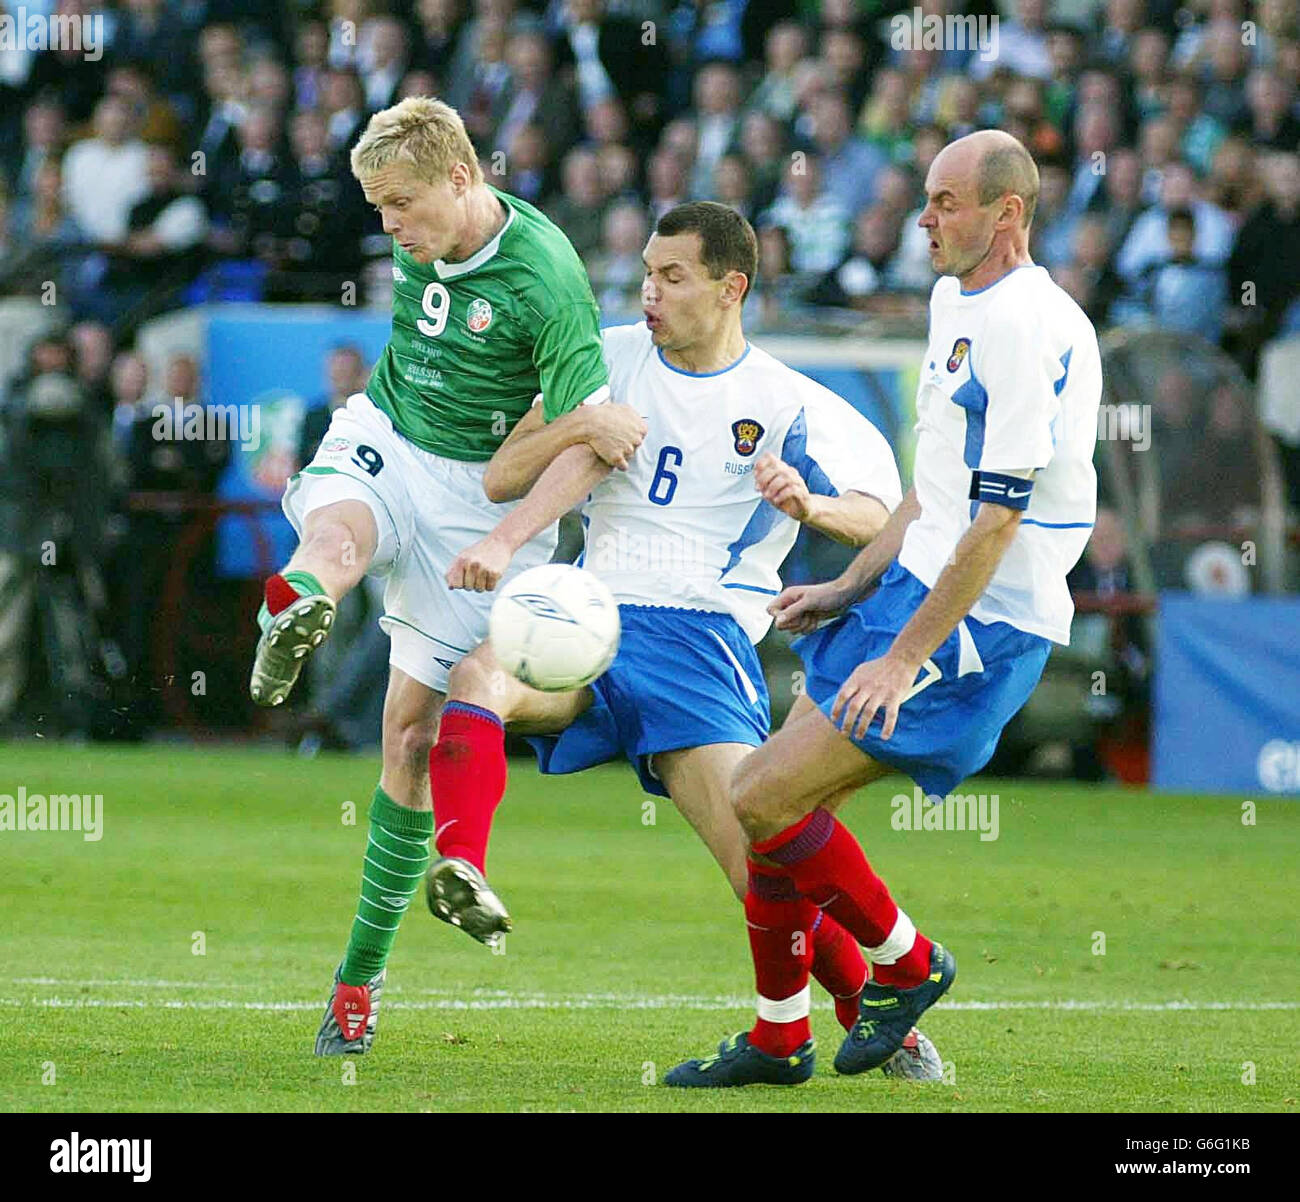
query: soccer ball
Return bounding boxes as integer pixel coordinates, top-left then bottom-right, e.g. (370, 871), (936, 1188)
(489, 564), (621, 692)
(880, 1026), (945, 1081)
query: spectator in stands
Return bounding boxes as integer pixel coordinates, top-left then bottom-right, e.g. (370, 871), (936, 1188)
(1141, 207), (1228, 342)
(320, 67), (367, 155)
(712, 153), (754, 222)
(280, 108), (366, 301)
(69, 321), (115, 418)
(760, 154), (851, 276)
(359, 15), (411, 114)
(1067, 216), (1124, 327)
(247, 56), (292, 116)
(1201, 18), (1252, 129)
(1092, 146), (1146, 255)
(596, 143), (639, 205)
(1066, 102), (1121, 217)
(544, 146), (606, 259)
(208, 105), (293, 267)
(1227, 150), (1300, 375)
(1098, 0), (1147, 67)
(587, 201), (648, 318)
(822, 24), (872, 114)
(293, 20), (331, 112)
(115, 0), (200, 109)
(689, 61), (743, 199)
(934, 72), (981, 139)
(490, 27), (579, 162)
(737, 109), (785, 214)
(1000, 77), (1066, 162)
(498, 122), (550, 206)
(1166, 75), (1226, 175)
(553, 0), (667, 154)
(805, 203), (902, 311)
(194, 53), (248, 186)
(7, 97), (65, 203)
(1116, 160), (1235, 297)
(1242, 66), (1300, 150)
(970, 0), (1053, 82)
(448, 9), (512, 140)
(1208, 135), (1263, 219)
(857, 67), (914, 166)
(748, 20), (809, 124)
(106, 61), (185, 155)
(808, 88), (886, 219)
(1032, 162), (1078, 270)
(2, 159), (83, 296)
(298, 343), (368, 468)
(90, 146), (208, 330)
(415, 0), (465, 78)
(61, 95), (150, 245)
(646, 147), (689, 223)
(399, 68), (441, 101)
(1129, 26), (1172, 122)
(1137, 114), (1180, 204)
(582, 97), (630, 155)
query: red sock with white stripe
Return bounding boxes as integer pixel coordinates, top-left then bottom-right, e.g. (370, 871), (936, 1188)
(753, 808), (932, 989)
(811, 910), (868, 1031)
(745, 862), (817, 1057)
(428, 702), (507, 873)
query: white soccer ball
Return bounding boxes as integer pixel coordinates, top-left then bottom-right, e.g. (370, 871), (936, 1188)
(489, 564), (621, 692)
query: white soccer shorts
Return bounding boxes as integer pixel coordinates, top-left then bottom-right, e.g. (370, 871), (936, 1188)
(281, 392), (557, 693)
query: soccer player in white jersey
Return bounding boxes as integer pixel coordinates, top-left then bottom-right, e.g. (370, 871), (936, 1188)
(667, 130), (1104, 1086)
(419, 202), (945, 1075)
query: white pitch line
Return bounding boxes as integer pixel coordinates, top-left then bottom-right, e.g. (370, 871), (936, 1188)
(1, 994), (1297, 1013)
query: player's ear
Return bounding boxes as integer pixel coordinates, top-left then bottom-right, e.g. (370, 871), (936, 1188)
(721, 270), (748, 307)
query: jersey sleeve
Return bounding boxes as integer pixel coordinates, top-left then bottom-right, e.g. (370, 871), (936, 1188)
(969, 306), (1063, 474)
(533, 302), (611, 422)
(782, 387), (903, 511)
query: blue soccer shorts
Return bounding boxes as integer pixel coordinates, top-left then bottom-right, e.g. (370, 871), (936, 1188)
(527, 605), (770, 798)
(794, 561), (1052, 798)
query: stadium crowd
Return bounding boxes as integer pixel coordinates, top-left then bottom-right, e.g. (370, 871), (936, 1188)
(0, 0), (1297, 744)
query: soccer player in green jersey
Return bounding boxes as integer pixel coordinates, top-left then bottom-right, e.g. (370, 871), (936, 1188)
(246, 97), (646, 1055)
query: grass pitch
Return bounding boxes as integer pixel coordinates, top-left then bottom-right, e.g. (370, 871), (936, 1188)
(2, 743), (1296, 1113)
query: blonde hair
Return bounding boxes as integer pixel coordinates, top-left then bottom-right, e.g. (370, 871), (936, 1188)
(349, 96), (481, 185)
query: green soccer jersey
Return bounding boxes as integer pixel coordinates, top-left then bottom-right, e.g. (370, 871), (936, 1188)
(365, 186), (609, 461)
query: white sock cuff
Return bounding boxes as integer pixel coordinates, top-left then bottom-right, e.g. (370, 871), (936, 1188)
(865, 909), (916, 965)
(755, 984), (811, 1023)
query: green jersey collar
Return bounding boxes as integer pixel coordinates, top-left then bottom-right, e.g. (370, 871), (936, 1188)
(432, 188), (516, 280)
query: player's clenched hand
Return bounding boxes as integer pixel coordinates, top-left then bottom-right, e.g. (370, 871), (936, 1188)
(768, 580), (850, 634)
(446, 534), (513, 592)
(754, 452), (813, 521)
(585, 403), (647, 471)
(830, 653), (919, 742)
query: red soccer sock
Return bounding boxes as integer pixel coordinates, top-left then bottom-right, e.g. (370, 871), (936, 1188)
(753, 809), (933, 989)
(745, 862), (817, 1058)
(265, 573), (299, 616)
(811, 911), (868, 1032)
(427, 702), (507, 873)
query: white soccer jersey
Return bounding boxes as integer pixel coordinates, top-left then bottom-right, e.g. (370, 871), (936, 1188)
(898, 265), (1102, 645)
(579, 322), (902, 643)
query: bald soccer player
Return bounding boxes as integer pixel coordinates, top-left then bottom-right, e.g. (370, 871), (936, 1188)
(667, 130), (1102, 1087)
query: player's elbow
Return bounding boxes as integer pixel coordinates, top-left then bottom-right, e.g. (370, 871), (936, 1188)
(482, 462), (525, 503)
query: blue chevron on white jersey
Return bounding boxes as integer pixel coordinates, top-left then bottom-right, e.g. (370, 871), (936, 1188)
(898, 266), (1102, 645)
(580, 322), (902, 643)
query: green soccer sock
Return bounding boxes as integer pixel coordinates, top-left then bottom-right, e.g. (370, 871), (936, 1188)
(340, 787), (433, 986)
(257, 569), (328, 633)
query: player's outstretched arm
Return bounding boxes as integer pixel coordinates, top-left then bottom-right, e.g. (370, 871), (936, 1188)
(752, 452), (888, 545)
(769, 486), (920, 635)
(483, 403), (647, 503)
(448, 444), (612, 592)
(832, 498), (1022, 741)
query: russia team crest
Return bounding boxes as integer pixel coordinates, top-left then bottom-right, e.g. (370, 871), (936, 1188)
(947, 338), (971, 372)
(731, 418), (764, 456)
(467, 298), (493, 333)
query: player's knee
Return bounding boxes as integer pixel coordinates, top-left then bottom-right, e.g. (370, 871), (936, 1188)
(300, 505), (376, 570)
(730, 762), (766, 836)
(446, 649), (499, 709)
(385, 712), (437, 783)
